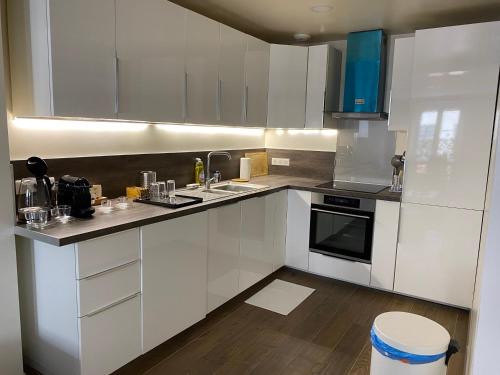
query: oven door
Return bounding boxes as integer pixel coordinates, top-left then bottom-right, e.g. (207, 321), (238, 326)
(309, 205), (374, 263)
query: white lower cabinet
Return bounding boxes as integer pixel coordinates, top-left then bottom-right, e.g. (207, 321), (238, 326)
(207, 203), (242, 313)
(16, 230), (142, 375)
(309, 252), (372, 286)
(239, 195), (278, 292)
(141, 212), (208, 353)
(79, 294), (142, 375)
(370, 200), (401, 290)
(394, 203), (483, 308)
(272, 190), (288, 270)
(285, 190), (311, 270)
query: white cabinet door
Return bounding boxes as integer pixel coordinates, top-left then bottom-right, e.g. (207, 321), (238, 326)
(285, 190), (311, 270)
(219, 25), (246, 125)
(239, 196), (275, 291)
(207, 203), (241, 313)
(403, 23), (500, 210)
(272, 190), (288, 270)
(116, 0), (186, 123)
(185, 11), (220, 124)
(267, 44), (308, 128)
(388, 37), (414, 131)
(370, 200), (400, 291)
(394, 203), (482, 308)
(309, 252), (371, 286)
(244, 36), (270, 126)
(49, 0), (117, 118)
(79, 294), (142, 375)
(305, 45), (328, 128)
(142, 212), (208, 353)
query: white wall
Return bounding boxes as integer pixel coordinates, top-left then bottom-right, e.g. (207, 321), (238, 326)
(468, 84), (500, 375)
(0, 15), (23, 375)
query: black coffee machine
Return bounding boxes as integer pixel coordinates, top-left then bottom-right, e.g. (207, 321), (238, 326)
(57, 175), (95, 218)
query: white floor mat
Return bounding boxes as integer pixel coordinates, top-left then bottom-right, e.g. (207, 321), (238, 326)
(245, 279), (315, 315)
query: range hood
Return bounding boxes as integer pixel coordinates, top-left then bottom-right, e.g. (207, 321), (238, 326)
(328, 29), (388, 121)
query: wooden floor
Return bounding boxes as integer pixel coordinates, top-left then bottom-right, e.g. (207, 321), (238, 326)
(111, 267), (468, 375)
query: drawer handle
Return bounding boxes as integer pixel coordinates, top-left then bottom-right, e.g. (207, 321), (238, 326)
(83, 292), (140, 318)
(80, 259), (139, 281)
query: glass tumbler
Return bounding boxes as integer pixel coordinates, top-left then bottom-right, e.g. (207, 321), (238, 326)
(167, 180), (176, 199)
(27, 208), (49, 228)
(157, 181), (167, 199)
(149, 182), (160, 200)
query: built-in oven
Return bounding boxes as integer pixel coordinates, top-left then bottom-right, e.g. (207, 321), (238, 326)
(309, 193), (375, 264)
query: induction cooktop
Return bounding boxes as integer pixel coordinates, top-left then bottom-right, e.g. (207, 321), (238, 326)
(316, 181), (389, 194)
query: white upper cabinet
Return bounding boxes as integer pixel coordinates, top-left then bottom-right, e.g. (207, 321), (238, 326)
(267, 45), (308, 128)
(403, 22), (500, 210)
(305, 44), (341, 128)
(218, 25), (247, 125)
(388, 37), (414, 131)
(185, 12), (220, 124)
(116, 0), (187, 123)
(244, 36), (270, 127)
(9, 0), (117, 118)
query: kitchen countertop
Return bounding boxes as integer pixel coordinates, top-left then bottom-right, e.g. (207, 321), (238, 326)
(14, 175), (401, 246)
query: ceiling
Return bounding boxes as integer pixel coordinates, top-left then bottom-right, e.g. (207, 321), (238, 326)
(170, 0), (500, 43)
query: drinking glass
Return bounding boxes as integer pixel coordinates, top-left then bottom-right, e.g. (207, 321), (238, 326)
(149, 182), (160, 200)
(167, 180), (176, 199)
(157, 181), (167, 199)
(26, 208), (49, 228)
(51, 205), (72, 223)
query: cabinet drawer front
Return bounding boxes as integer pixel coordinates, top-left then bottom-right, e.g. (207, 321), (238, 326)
(308, 252), (371, 286)
(78, 260), (141, 317)
(76, 229), (140, 279)
(79, 294), (142, 375)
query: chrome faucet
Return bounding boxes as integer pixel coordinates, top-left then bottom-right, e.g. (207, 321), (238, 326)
(206, 151), (232, 190)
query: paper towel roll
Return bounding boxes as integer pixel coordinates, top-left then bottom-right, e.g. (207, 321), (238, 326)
(240, 158), (252, 180)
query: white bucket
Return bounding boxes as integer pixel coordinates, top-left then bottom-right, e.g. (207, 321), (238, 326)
(370, 312), (455, 375)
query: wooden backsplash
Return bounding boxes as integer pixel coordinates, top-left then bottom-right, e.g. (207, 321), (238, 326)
(12, 148), (334, 198)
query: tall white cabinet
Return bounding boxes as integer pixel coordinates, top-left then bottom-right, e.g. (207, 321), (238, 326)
(115, 0), (187, 122)
(9, 0), (117, 118)
(395, 21), (500, 308)
(267, 45), (308, 128)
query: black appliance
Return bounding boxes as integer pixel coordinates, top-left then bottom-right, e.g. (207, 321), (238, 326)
(57, 175), (95, 218)
(309, 193), (375, 263)
(316, 180), (388, 194)
(26, 156), (53, 209)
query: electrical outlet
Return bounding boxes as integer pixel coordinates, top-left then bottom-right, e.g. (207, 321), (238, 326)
(271, 158), (290, 166)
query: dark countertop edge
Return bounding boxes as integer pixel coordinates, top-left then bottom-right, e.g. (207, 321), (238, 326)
(14, 182), (401, 247)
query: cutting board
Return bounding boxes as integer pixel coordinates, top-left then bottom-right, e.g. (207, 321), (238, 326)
(245, 152), (269, 177)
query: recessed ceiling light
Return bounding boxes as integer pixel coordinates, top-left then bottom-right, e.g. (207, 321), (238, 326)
(294, 33), (311, 41)
(310, 4), (333, 13)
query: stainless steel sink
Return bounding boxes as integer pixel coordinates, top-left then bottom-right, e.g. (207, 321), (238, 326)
(208, 183), (268, 193)
(178, 182), (268, 202)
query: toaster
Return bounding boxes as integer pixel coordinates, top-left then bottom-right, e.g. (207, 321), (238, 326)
(57, 175), (95, 218)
